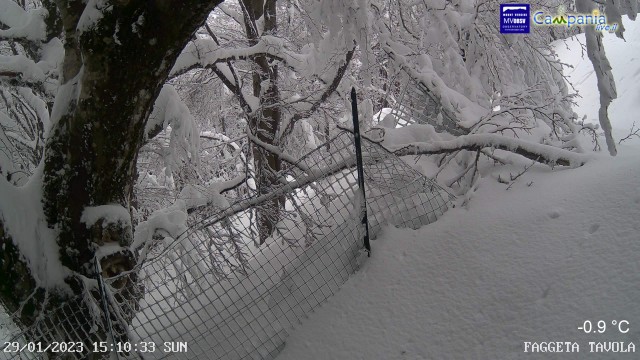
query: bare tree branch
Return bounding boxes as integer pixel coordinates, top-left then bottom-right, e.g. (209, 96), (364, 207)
(618, 121), (640, 144)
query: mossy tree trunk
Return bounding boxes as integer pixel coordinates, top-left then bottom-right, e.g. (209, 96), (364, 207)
(0, 0), (222, 357)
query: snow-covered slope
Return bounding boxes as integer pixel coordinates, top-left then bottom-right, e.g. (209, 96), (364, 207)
(275, 20), (640, 360)
(276, 146), (640, 359)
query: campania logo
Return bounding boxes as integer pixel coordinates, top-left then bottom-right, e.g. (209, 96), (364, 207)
(533, 5), (619, 32)
(500, 4), (619, 34)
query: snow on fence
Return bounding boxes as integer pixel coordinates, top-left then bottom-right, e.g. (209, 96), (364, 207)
(1, 131), (453, 360)
(389, 70), (469, 136)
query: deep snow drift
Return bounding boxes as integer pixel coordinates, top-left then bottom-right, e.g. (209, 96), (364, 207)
(274, 20), (640, 360)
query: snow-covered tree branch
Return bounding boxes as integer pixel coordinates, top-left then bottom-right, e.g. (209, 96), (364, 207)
(390, 132), (587, 167)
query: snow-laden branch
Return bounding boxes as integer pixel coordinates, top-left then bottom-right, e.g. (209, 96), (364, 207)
(133, 174), (246, 264)
(181, 175), (246, 214)
(201, 23), (254, 114)
(278, 46), (356, 141)
(144, 85), (201, 191)
(0, 0), (47, 41)
(0, 55), (47, 84)
(390, 133), (588, 167)
(170, 35), (305, 79)
(195, 153), (358, 231)
(0, 86), (49, 157)
(146, 84), (199, 159)
(217, 3), (244, 27)
(0, 38), (63, 94)
(248, 133), (303, 167)
(132, 200), (189, 264)
(382, 40), (482, 134)
(76, 0), (109, 33)
(172, 28), (355, 87)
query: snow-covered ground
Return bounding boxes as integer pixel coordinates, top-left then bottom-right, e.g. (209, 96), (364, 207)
(274, 20), (640, 360)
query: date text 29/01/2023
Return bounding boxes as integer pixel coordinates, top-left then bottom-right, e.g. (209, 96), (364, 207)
(2, 341), (187, 354)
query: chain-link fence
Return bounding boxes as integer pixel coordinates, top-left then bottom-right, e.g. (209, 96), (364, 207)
(1, 131), (453, 360)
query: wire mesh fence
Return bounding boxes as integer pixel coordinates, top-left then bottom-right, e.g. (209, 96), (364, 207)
(389, 72), (469, 136)
(1, 131), (453, 360)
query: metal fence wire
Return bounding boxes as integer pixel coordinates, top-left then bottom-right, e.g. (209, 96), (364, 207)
(1, 131), (453, 360)
(389, 72), (469, 136)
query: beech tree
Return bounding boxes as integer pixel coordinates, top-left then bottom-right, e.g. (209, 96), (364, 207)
(170, 0), (360, 243)
(1, 0), (637, 356)
(0, 0), (223, 353)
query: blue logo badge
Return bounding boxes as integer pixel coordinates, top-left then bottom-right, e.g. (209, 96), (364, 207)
(500, 4), (530, 34)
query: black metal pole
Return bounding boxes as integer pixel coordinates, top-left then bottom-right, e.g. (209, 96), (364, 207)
(350, 87), (371, 256)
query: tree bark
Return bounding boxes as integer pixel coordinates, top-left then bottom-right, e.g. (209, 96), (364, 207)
(1, 0), (222, 356)
(241, 0), (283, 245)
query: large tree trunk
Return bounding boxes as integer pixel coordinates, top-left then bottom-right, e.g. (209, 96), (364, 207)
(0, 0), (222, 357)
(242, 0), (283, 245)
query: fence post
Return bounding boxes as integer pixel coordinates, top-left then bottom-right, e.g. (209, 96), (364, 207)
(350, 87), (371, 256)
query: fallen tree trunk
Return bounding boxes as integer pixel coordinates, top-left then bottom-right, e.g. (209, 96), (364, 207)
(389, 133), (588, 167)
